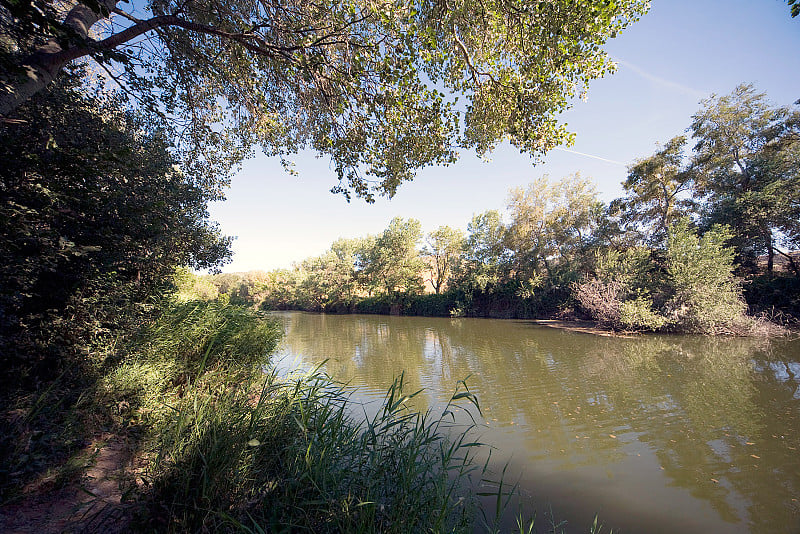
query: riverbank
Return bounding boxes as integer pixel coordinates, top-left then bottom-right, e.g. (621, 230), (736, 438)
(0, 295), (517, 533)
(265, 298), (790, 338)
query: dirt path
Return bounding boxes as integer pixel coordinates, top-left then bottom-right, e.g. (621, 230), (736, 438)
(0, 435), (135, 533)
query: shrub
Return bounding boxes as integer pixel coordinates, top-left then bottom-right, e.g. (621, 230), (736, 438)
(619, 296), (669, 331)
(574, 278), (625, 327)
(575, 222), (768, 335)
(99, 297), (283, 430)
(352, 295), (392, 315)
(407, 293), (457, 316)
(743, 274), (800, 323)
(135, 298), (282, 372)
(665, 219), (749, 334)
(574, 247), (668, 330)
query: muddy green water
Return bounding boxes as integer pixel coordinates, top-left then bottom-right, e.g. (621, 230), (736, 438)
(271, 312), (800, 533)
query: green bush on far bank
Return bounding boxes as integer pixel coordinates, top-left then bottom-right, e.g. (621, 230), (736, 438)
(575, 219), (782, 335)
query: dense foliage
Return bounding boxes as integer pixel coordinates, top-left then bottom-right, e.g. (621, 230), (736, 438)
(2, 0), (649, 200)
(0, 73), (232, 498)
(0, 72), (231, 388)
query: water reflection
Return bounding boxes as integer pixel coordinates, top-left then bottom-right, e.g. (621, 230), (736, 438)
(272, 312), (800, 533)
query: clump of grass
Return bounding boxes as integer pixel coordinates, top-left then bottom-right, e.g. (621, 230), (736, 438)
(98, 297), (282, 430)
(143, 368), (485, 533)
(134, 297), (282, 372)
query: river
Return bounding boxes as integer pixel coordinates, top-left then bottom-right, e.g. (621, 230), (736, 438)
(271, 311), (800, 533)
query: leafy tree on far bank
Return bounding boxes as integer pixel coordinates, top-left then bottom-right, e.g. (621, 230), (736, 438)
(294, 237), (365, 311)
(257, 269), (302, 310)
(689, 84), (800, 273)
(613, 136), (694, 245)
(505, 174), (603, 283)
(454, 210), (508, 293)
(422, 226), (465, 294)
(361, 218), (425, 300)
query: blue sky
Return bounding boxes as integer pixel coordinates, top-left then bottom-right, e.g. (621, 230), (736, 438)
(208, 0), (800, 273)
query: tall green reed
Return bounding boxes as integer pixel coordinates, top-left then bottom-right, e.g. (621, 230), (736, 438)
(146, 367), (489, 533)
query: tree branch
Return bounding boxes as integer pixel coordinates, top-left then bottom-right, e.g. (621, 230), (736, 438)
(2, 5), (362, 117)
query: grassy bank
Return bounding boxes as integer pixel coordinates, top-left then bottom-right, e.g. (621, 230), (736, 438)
(123, 298), (486, 532)
(3, 287), (534, 532)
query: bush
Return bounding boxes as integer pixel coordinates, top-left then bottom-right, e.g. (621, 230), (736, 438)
(135, 298), (282, 372)
(352, 295), (392, 315)
(574, 222), (763, 335)
(743, 274), (800, 323)
(407, 293), (457, 316)
(574, 278), (625, 327)
(619, 296), (668, 331)
(574, 247), (667, 331)
(664, 219), (749, 334)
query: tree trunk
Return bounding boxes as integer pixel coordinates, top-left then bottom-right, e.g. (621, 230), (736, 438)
(0, 0), (119, 117)
(762, 224), (774, 273)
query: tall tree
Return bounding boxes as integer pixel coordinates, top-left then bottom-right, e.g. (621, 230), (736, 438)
(293, 237), (363, 310)
(505, 174), (602, 281)
(422, 225), (464, 294)
(1, 0), (649, 200)
(0, 72), (230, 380)
(690, 84), (800, 272)
(361, 217), (425, 298)
(613, 136), (693, 245)
(456, 209), (508, 291)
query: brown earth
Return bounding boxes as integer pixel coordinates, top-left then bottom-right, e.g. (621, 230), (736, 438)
(0, 435), (137, 534)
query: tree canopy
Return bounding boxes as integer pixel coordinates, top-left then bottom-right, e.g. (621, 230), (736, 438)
(505, 174), (602, 280)
(362, 217), (425, 297)
(1, 0), (649, 200)
(689, 83), (800, 272)
(423, 225), (464, 294)
(613, 136), (693, 245)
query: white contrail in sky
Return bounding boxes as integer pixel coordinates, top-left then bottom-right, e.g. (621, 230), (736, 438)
(552, 147), (626, 166)
(550, 57), (708, 168)
(612, 57), (708, 100)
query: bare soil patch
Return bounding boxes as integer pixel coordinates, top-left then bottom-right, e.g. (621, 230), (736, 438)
(0, 435), (136, 534)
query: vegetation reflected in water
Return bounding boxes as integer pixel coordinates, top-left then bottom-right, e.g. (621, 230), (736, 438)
(273, 312), (800, 533)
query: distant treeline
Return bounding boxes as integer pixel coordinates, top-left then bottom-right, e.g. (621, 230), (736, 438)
(202, 84), (800, 334)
